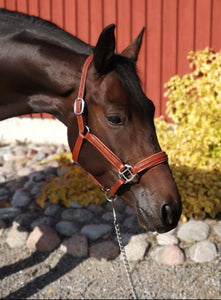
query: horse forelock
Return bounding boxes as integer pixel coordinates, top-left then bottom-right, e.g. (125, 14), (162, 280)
(104, 54), (155, 119)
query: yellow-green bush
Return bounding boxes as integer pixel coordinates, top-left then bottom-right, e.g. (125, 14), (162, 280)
(155, 47), (221, 219)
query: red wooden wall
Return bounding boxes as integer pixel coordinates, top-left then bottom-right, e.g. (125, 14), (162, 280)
(1, 0), (221, 118)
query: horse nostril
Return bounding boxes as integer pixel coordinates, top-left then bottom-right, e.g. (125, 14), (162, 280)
(161, 204), (173, 225)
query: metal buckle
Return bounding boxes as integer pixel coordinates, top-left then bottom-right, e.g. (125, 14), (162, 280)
(119, 164), (137, 184)
(74, 97), (85, 115)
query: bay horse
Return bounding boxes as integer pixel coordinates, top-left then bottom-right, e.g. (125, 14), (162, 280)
(0, 9), (181, 233)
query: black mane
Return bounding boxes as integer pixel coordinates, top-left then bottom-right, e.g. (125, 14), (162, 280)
(0, 9), (92, 55)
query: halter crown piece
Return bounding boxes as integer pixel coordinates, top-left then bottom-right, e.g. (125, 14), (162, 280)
(72, 54), (168, 195)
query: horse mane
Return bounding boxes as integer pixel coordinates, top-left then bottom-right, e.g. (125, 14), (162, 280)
(0, 9), (92, 55)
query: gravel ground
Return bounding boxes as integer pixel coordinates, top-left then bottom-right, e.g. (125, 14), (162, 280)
(0, 227), (220, 300)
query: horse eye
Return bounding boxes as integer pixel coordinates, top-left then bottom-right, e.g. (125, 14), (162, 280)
(107, 115), (124, 126)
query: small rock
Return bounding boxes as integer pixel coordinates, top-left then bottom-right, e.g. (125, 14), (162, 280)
(0, 188), (8, 198)
(89, 240), (119, 260)
(60, 234), (88, 257)
(6, 222), (29, 248)
(81, 224), (112, 241)
(102, 211), (114, 222)
(156, 233), (179, 245)
(11, 188), (31, 208)
(70, 201), (83, 208)
(14, 212), (39, 230)
(28, 171), (45, 182)
(123, 215), (141, 233)
(87, 204), (103, 215)
(121, 233), (150, 262)
(188, 240), (218, 263)
(31, 216), (55, 229)
(44, 205), (62, 218)
(213, 222), (221, 238)
(26, 224), (60, 251)
(62, 208), (94, 223)
(177, 220), (210, 242)
(0, 207), (22, 220)
(55, 221), (79, 236)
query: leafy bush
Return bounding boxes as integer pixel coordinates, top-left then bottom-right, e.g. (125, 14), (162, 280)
(36, 153), (105, 208)
(155, 47), (221, 219)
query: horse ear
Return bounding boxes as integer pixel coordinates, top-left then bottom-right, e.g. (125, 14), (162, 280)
(93, 24), (116, 73)
(121, 27), (145, 62)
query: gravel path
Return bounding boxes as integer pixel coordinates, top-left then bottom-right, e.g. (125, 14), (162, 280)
(0, 141), (220, 299)
(0, 233), (220, 299)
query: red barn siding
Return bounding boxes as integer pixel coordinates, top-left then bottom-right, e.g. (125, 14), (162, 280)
(1, 0), (221, 119)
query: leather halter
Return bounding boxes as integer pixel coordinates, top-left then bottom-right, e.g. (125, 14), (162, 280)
(72, 54), (168, 195)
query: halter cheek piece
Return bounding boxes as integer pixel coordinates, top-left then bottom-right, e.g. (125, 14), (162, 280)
(72, 54), (168, 195)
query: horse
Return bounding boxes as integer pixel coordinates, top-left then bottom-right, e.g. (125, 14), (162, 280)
(0, 9), (182, 233)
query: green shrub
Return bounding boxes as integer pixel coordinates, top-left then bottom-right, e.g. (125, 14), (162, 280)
(155, 47), (221, 220)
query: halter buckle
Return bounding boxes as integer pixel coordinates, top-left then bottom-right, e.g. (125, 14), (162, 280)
(74, 97), (85, 115)
(119, 164), (137, 184)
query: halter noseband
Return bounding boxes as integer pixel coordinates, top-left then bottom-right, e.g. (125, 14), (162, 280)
(72, 54), (168, 195)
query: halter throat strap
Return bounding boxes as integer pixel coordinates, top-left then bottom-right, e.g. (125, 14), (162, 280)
(72, 54), (168, 195)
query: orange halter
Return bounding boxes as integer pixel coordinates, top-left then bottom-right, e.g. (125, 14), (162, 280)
(72, 54), (168, 195)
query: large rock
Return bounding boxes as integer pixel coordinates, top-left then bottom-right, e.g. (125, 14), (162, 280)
(151, 245), (185, 266)
(177, 220), (210, 242)
(89, 240), (119, 260)
(188, 240), (218, 263)
(26, 224), (61, 251)
(121, 233), (150, 262)
(6, 221), (29, 248)
(60, 234), (88, 257)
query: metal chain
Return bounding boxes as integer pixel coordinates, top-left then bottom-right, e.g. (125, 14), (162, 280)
(111, 199), (138, 300)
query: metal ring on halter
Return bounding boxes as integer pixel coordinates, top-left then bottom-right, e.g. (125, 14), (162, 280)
(118, 164), (137, 184)
(73, 97), (85, 115)
(104, 188), (118, 202)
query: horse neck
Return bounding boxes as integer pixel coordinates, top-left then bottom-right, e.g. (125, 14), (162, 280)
(0, 31), (91, 126)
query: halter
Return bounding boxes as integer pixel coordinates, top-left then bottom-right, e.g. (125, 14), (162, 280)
(72, 54), (168, 195)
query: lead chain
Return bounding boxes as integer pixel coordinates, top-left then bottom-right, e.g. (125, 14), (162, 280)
(111, 200), (138, 300)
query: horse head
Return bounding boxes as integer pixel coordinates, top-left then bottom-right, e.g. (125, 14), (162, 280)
(68, 25), (182, 233)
